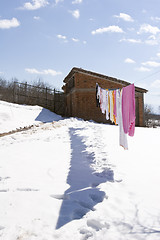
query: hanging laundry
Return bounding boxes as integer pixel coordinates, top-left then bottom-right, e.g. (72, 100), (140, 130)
(122, 84), (135, 137)
(109, 91), (114, 123)
(96, 83), (100, 107)
(100, 88), (107, 114)
(113, 90), (117, 119)
(108, 90), (110, 115)
(119, 89), (128, 149)
(96, 83), (135, 149)
(105, 90), (109, 120)
(112, 91), (116, 124)
(116, 89), (120, 124)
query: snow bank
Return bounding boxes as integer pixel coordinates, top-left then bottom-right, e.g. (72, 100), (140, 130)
(0, 100), (160, 240)
(0, 100), (62, 134)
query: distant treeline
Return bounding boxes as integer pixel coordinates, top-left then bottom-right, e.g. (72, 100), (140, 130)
(144, 104), (160, 128)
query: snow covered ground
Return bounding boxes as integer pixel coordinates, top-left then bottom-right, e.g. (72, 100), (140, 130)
(0, 100), (160, 240)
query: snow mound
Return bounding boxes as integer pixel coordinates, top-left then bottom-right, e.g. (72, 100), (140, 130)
(0, 100), (62, 134)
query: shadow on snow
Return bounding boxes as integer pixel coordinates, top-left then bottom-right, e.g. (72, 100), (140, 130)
(55, 127), (114, 229)
(35, 108), (62, 123)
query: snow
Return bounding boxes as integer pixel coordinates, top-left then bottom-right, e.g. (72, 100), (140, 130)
(0, 100), (62, 134)
(0, 100), (160, 240)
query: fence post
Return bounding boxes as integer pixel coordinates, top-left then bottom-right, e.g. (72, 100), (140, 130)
(25, 82), (27, 104)
(54, 88), (56, 112)
(17, 83), (19, 103)
(13, 81), (17, 103)
(13, 81), (15, 102)
(46, 87), (48, 108)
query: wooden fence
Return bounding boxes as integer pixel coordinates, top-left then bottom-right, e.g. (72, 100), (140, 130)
(0, 81), (65, 116)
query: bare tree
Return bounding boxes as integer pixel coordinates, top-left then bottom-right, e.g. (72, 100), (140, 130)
(144, 104), (153, 127)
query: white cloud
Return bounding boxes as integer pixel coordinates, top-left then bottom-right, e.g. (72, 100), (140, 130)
(151, 80), (160, 88)
(25, 68), (62, 76)
(124, 58), (135, 64)
(72, 37), (79, 42)
(144, 34), (160, 45)
(120, 38), (142, 44)
(55, 0), (64, 4)
(142, 9), (147, 14)
(151, 16), (160, 22)
(0, 17), (20, 29)
(57, 34), (67, 40)
(145, 39), (159, 45)
(142, 61), (160, 67)
(136, 66), (151, 72)
(121, 35), (160, 45)
(114, 13), (134, 22)
(138, 24), (160, 35)
(83, 40), (87, 44)
(148, 35), (156, 40)
(92, 25), (124, 35)
(33, 16), (40, 20)
(70, 9), (80, 19)
(22, 0), (49, 10)
(157, 53), (160, 57)
(72, 0), (82, 4)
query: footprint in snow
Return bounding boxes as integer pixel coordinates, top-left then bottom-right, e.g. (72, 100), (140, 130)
(80, 228), (93, 236)
(16, 188), (39, 192)
(80, 229), (93, 240)
(73, 208), (88, 220)
(94, 169), (114, 181)
(0, 176), (10, 181)
(87, 219), (110, 231)
(89, 192), (105, 203)
(78, 201), (95, 211)
(50, 194), (69, 200)
(0, 189), (9, 192)
(0, 226), (5, 237)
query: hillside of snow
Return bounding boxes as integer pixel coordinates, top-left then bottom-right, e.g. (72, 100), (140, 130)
(0, 100), (160, 240)
(0, 100), (62, 134)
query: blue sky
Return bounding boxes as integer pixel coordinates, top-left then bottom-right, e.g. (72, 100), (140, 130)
(0, 0), (160, 111)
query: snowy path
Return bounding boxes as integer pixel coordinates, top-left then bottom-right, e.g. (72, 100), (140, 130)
(55, 126), (114, 229)
(0, 120), (115, 239)
(0, 101), (160, 240)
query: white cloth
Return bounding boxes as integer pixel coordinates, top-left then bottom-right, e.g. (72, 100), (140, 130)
(109, 91), (114, 122)
(97, 85), (101, 104)
(100, 89), (107, 114)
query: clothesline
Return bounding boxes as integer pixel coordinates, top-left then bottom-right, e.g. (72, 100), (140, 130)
(96, 83), (135, 150)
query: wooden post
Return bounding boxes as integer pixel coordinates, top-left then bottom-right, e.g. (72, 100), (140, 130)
(54, 88), (56, 112)
(25, 82), (27, 104)
(13, 81), (16, 103)
(46, 87), (48, 108)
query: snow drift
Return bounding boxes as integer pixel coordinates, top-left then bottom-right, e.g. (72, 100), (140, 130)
(0, 100), (160, 240)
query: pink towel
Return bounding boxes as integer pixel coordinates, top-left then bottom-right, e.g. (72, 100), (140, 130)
(122, 84), (135, 137)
